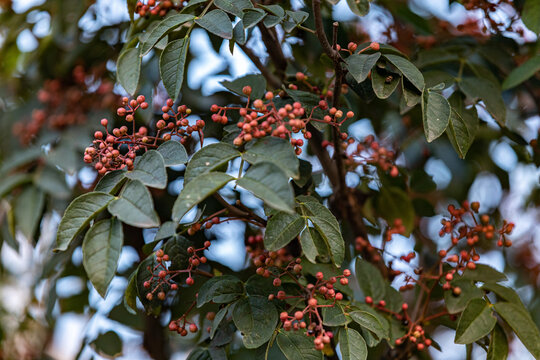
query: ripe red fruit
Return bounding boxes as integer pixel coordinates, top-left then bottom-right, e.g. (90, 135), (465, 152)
(365, 296), (373, 304)
(273, 278), (282, 287)
(189, 324), (198, 333)
(308, 298), (318, 307)
(186, 277), (194, 286)
(294, 311), (303, 320)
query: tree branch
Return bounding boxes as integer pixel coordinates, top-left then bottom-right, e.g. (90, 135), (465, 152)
(238, 43), (282, 89)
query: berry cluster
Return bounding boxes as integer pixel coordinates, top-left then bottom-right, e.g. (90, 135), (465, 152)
(143, 242), (211, 301)
(13, 65), (117, 145)
(167, 302), (199, 336)
(210, 87), (356, 154)
(84, 96), (201, 174)
(277, 270), (351, 350)
(135, 0), (182, 17)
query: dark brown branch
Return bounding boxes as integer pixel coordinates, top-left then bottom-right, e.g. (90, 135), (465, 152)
(213, 193), (266, 226)
(312, 0), (339, 63)
(238, 43), (281, 89)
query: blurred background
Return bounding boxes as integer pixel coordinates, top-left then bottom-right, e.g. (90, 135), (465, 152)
(0, 0), (538, 359)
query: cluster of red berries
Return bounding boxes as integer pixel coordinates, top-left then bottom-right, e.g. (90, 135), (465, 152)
(13, 65), (117, 145)
(211, 87), (355, 154)
(338, 41), (380, 54)
(143, 242), (211, 301)
(135, 0), (182, 17)
(385, 218), (406, 242)
(251, 249), (296, 277)
(278, 269), (351, 350)
(84, 96), (201, 174)
(168, 301), (199, 336)
(365, 298), (434, 351)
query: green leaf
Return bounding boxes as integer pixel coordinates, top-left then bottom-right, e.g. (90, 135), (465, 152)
(446, 109), (472, 159)
(502, 55), (540, 89)
(493, 302), (540, 358)
(350, 311), (388, 340)
(160, 37), (190, 101)
(155, 221), (176, 241)
(376, 186), (415, 235)
(197, 276), (244, 307)
(95, 170), (127, 194)
(481, 283), (522, 304)
(221, 74), (267, 99)
(117, 47), (141, 95)
(233, 20), (246, 45)
(371, 66), (400, 99)
(90, 331), (123, 358)
(339, 327), (368, 360)
(172, 172), (234, 222)
(186, 348), (211, 360)
(184, 143), (241, 183)
(523, 0), (540, 34)
(237, 162), (295, 214)
(322, 303), (351, 326)
(126, 0), (136, 21)
(409, 169), (436, 193)
(297, 198), (345, 265)
(300, 227), (329, 263)
(264, 211), (304, 251)
(157, 141), (188, 166)
(454, 298), (497, 344)
(55, 192), (115, 251)
(355, 258), (386, 301)
(421, 89), (450, 142)
(196, 9), (233, 39)
(211, 305), (230, 339)
(346, 53), (381, 83)
(215, 0), (246, 17)
(243, 137), (299, 179)
(126, 150), (167, 189)
(232, 295), (278, 348)
(459, 77), (505, 125)
(402, 80), (422, 107)
(487, 324), (508, 360)
(346, 0), (370, 16)
(108, 180), (160, 228)
(140, 14), (195, 55)
(461, 264), (507, 283)
(14, 186), (45, 239)
(82, 218), (123, 298)
(384, 54), (424, 91)
(242, 8), (266, 29)
(124, 272), (138, 314)
(277, 330), (324, 360)
(0, 173), (32, 198)
(444, 280), (483, 314)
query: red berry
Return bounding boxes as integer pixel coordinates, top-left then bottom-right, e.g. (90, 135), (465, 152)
(189, 324), (198, 333)
(186, 277), (194, 286)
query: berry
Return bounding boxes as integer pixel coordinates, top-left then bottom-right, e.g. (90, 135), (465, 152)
(189, 324), (198, 333)
(186, 277), (194, 286)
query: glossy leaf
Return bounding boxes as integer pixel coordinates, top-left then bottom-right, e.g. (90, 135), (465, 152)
(243, 137), (299, 179)
(242, 8), (266, 29)
(237, 162), (295, 214)
(300, 227), (329, 263)
(157, 141), (188, 166)
(117, 47), (141, 95)
(355, 259), (386, 301)
(94, 170), (127, 194)
(14, 186), (45, 239)
(371, 66), (400, 99)
(232, 295), (278, 348)
(55, 192), (115, 251)
(493, 302), (540, 358)
(346, 0), (370, 16)
(459, 77), (505, 125)
(298, 197), (345, 265)
(487, 324), (508, 360)
(350, 311), (388, 340)
(184, 143), (241, 183)
(339, 327), (368, 360)
(454, 298), (497, 344)
(384, 54), (425, 91)
(264, 211), (304, 251)
(160, 37), (189, 101)
(346, 53), (381, 83)
(172, 172), (234, 222)
(82, 218), (123, 298)
(461, 264), (507, 283)
(322, 303), (351, 326)
(422, 89), (450, 142)
(277, 330), (324, 360)
(108, 180), (160, 228)
(197, 275), (244, 307)
(502, 55), (540, 89)
(140, 14), (195, 55)
(125, 150), (167, 189)
(195, 10), (233, 39)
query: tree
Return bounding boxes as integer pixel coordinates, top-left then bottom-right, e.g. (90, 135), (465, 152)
(0, 0), (539, 359)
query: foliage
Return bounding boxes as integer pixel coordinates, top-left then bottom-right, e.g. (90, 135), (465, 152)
(0, 0), (539, 359)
